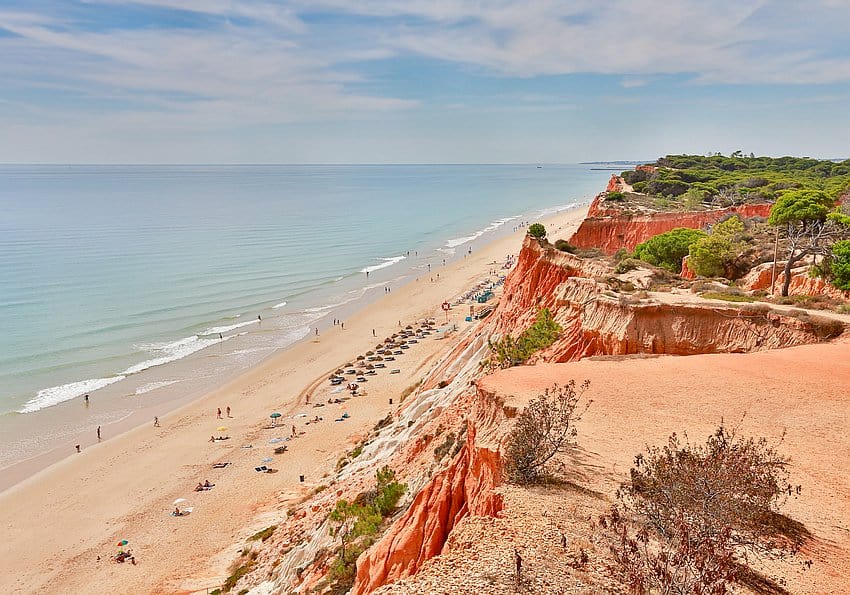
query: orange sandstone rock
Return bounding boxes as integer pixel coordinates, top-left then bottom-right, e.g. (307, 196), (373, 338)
(351, 421), (503, 595)
(569, 203), (772, 255)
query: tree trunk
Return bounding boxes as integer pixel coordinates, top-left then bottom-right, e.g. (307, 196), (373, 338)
(782, 256), (800, 297)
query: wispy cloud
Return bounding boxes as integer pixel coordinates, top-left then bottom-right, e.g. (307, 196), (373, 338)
(0, 0), (848, 162)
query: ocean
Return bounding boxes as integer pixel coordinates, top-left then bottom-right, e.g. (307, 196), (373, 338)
(0, 164), (610, 471)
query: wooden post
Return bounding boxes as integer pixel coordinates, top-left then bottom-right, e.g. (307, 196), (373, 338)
(769, 228), (779, 295)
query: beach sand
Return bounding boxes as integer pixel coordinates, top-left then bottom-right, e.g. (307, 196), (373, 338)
(0, 206), (589, 594)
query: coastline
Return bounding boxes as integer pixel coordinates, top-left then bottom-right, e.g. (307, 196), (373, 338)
(0, 203), (590, 594)
(0, 197), (586, 492)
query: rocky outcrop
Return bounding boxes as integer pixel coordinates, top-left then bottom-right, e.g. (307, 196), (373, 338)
(569, 203), (772, 255)
(680, 255), (696, 280)
(741, 262), (849, 299)
(606, 175), (622, 193)
(351, 389), (507, 595)
(494, 238), (608, 333)
(544, 278), (830, 361)
(491, 237), (839, 363)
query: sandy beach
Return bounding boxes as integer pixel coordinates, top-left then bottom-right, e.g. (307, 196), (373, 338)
(0, 205), (588, 594)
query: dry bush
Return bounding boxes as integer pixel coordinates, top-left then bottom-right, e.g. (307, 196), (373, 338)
(806, 315), (845, 339)
(600, 424), (801, 594)
(504, 380), (591, 484)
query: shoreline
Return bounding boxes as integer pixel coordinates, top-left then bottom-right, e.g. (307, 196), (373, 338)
(0, 204), (590, 594)
(0, 199), (587, 493)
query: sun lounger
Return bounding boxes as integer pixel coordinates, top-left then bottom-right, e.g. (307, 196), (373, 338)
(390, 369), (400, 374)
(274, 446), (288, 454)
(212, 462), (231, 468)
(255, 465), (269, 472)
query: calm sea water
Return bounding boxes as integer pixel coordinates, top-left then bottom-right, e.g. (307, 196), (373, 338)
(0, 164), (609, 467)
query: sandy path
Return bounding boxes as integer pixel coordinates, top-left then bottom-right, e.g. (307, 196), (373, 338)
(481, 341), (850, 594)
(0, 207), (588, 594)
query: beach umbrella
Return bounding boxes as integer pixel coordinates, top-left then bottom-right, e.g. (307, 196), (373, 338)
(217, 426), (228, 432)
(173, 498), (187, 505)
(270, 412), (282, 426)
(116, 540), (128, 547)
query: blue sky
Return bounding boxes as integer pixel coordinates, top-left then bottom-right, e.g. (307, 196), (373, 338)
(1, 0), (849, 163)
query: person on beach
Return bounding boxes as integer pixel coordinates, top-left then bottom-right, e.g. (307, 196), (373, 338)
(97, 426), (101, 441)
(226, 406), (231, 418)
(217, 407), (222, 419)
(84, 394), (89, 405)
(291, 425), (296, 438)
(153, 416), (160, 427)
(75, 444), (81, 453)
(372, 329), (376, 337)
(366, 271), (370, 278)
(315, 327), (319, 336)
(257, 314), (261, 322)
(305, 393), (310, 404)
(209, 435), (216, 442)
(219, 333), (223, 340)
(341, 322), (344, 329)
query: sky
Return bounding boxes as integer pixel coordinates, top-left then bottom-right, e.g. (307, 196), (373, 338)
(1, 0), (849, 163)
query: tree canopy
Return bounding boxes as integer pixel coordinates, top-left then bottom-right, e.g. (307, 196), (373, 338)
(768, 189), (833, 226)
(528, 223), (547, 239)
(634, 228), (707, 273)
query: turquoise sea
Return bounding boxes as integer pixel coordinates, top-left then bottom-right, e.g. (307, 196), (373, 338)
(0, 164), (610, 471)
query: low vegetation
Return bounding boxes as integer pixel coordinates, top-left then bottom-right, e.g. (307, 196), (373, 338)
(528, 222), (547, 239)
(601, 424), (802, 594)
(248, 525), (277, 543)
(324, 467), (407, 593)
(504, 380), (591, 484)
(622, 154), (850, 207)
(486, 308), (562, 368)
(633, 228), (706, 273)
(222, 547), (259, 593)
(688, 215), (747, 277)
(700, 291), (757, 303)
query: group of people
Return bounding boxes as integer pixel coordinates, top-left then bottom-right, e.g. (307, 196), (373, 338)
(216, 406), (231, 419)
(194, 479), (215, 492)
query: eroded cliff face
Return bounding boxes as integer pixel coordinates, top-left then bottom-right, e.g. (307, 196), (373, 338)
(351, 388), (507, 595)
(494, 238), (608, 333)
(741, 262), (849, 299)
(492, 238), (838, 363)
(242, 218), (842, 595)
(569, 202), (772, 254)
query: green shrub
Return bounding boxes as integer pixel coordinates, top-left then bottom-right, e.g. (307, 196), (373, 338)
(831, 240), (850, 290)
(614, 258), (642, 274)
(700, 292), (757, 303)
(634, 228), (707, 273)
(248, 525), (277, 543)
(554, 239), (576, 253)
(487, 308), (561, 368)
(606, 191), (625, 201)
(688, 215), (745, 278)
(528, 223), (547, 239)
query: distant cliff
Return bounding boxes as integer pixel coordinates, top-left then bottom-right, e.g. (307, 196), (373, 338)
(570, 193), (772, 254)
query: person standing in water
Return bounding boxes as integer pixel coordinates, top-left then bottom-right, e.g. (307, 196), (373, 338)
(83, 394), (89, 405)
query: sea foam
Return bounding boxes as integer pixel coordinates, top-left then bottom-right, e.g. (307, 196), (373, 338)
(135, 380), (180, 395)
(359, 255), (406, 274)
(123, 335), (233, 376)
(445, 216), (519, 248)
(20, 376), (126, 414)
(200, 319), (258, 335)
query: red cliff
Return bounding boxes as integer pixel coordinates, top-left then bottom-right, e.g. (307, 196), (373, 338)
(569, 203), (772, 255)
(351, 391), (506, 595)
(491, 239), (839, 363)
